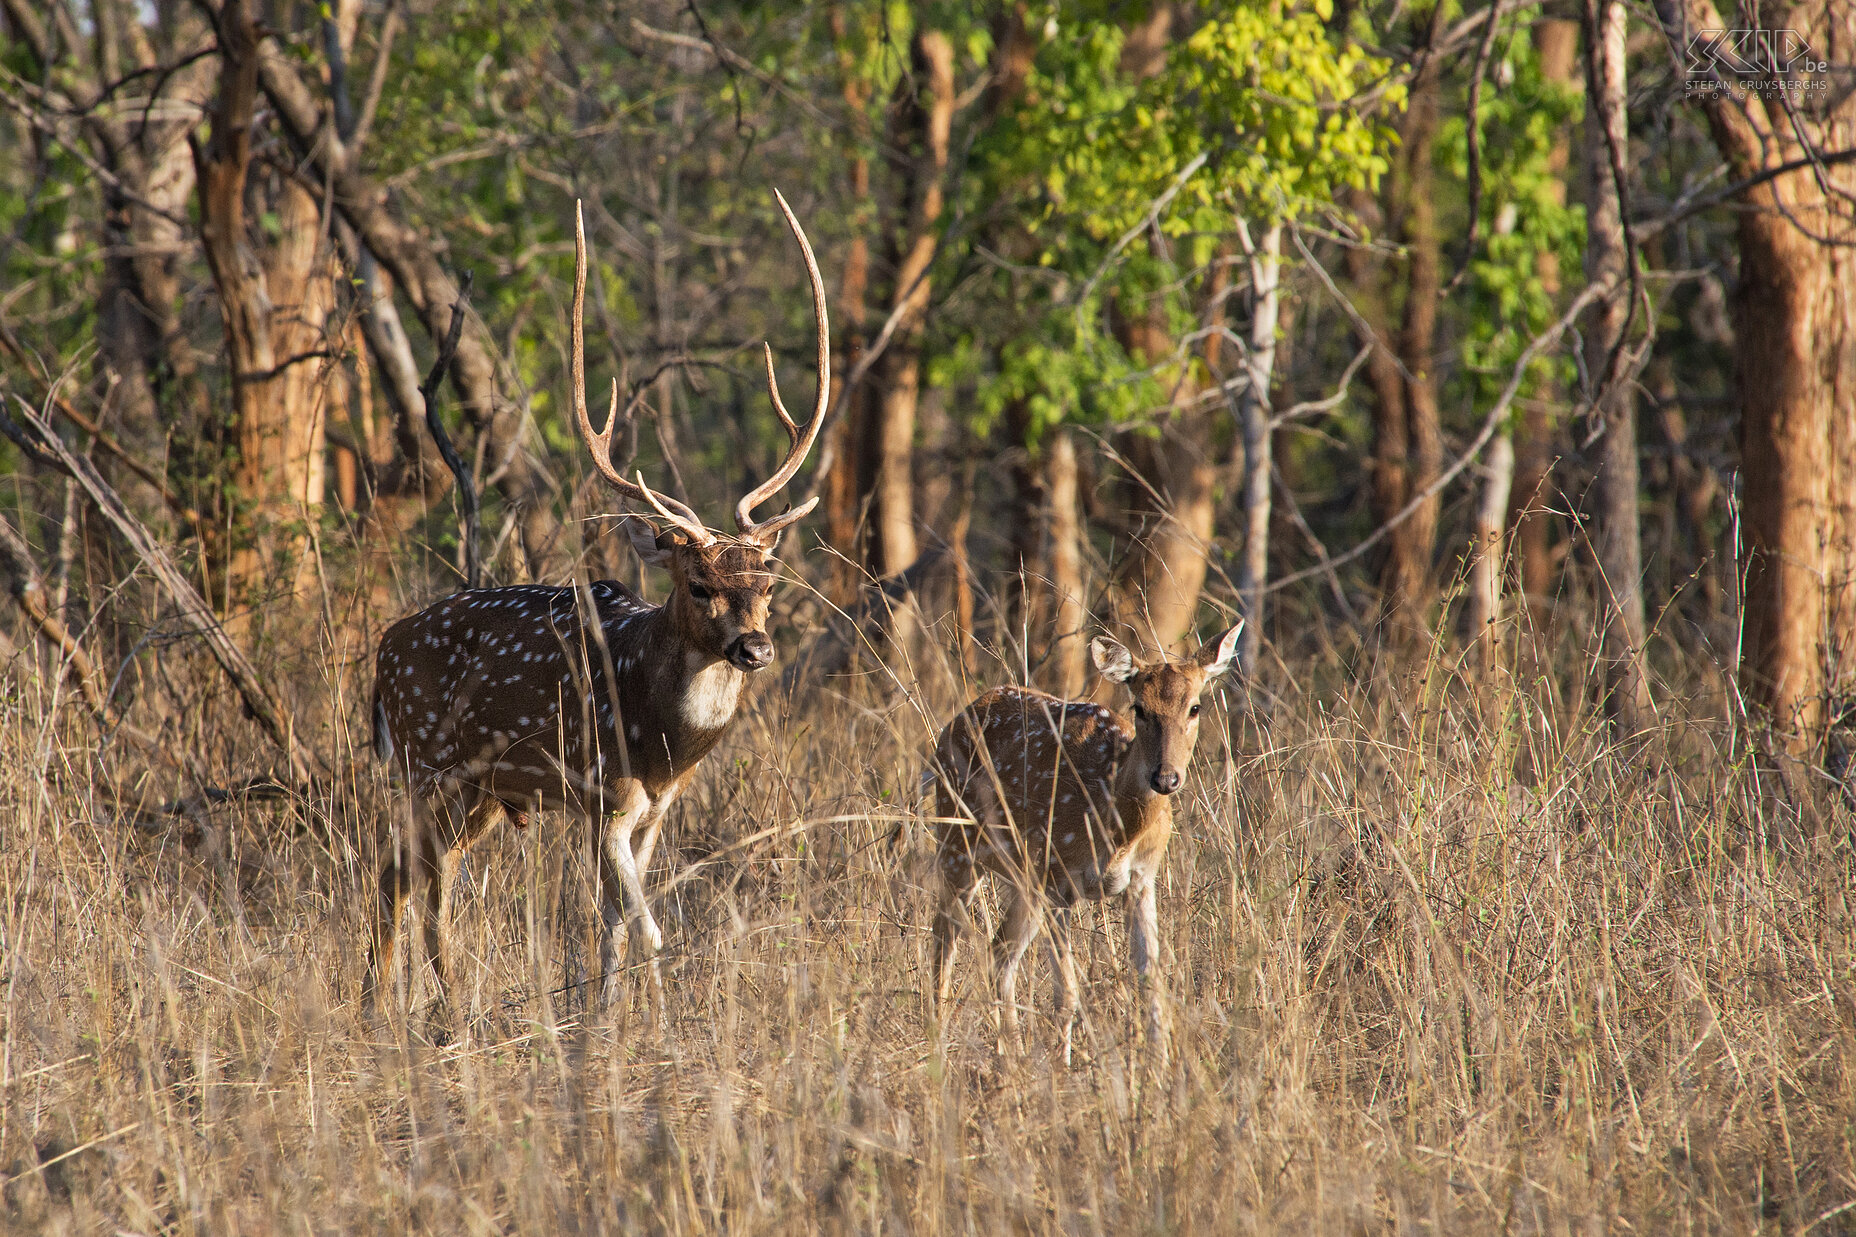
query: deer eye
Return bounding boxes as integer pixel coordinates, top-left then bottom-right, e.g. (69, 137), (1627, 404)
(687, 582), (714, 603)
(1188, 703), (1201, 719)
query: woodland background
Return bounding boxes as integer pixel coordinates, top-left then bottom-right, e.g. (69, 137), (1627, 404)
(2, 0), (1856, 1232)
(1, 0), (1853, 769)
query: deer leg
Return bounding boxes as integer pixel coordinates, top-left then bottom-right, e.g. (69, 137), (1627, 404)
(992, 883), (1041, 1041)
(931, 860), (980, 1013)
(1048, 905), (1080, 1066)
(595, 783), (657, 1008)
(421, 794), (499, 1022)
(363, 843), (416, 1014)
(365, 793), (445, 1014)
(1125, 877), (1169, 1058)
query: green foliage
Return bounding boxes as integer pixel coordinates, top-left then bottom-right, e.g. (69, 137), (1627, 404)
(1438, 33), (1585, 408)
(1023, 5), (1399, 237)
(951, 1), (1398, 446)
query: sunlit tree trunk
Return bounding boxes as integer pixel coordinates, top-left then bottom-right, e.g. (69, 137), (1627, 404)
(1581, 0), (1649, 736)
(194, 0), (330, 607)
(1102, 2), (1220, 657)
(1110, 310), (1216, 656)
(1041, 429), (1089, 697)
(253, 31), (563, 581)
(1469, 433), (1514, 670)
(1234, 222), (1283, 675)
(866, 28), (953, 578)
(1651, 0), (1856, 759)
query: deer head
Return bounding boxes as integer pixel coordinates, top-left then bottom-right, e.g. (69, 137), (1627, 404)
(570, 192), (828, 673)
(1090, 623), (1243, 797)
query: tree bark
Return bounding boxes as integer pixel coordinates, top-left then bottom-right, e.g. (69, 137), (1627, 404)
(1580, 0), (1649, 735)
(866, 28), (954, 578)
(193, 0), (329, 604)
(1508, 18), (1580, 604)
(1234, 222), (1284, 675)
(1371, 10), (1446, 643)
(1469, 432), (1515, 671)
(250, 27), (563, 580)
(1652, 0), (1856, 756)
(1041, 428), (1089, 697)
(824, 6), (873, 603)
(1110, 313), (1217, 656)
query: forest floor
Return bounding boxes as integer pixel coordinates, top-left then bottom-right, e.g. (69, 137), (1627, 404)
(3, 613), (1853, 1234)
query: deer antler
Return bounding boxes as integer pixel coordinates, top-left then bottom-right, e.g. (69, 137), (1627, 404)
(571, 201), (715, 548)
(735, 190), (830, 545)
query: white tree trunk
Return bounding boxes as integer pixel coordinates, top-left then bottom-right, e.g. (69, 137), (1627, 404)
(1235, 220), (1283, 674)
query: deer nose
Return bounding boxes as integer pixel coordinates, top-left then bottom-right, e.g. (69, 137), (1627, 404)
(727, 632), (774, 671)
(1150, 768), (1181, 795)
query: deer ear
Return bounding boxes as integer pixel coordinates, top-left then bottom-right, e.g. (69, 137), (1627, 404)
(1090, 636), (1137, 683)
(1197, 620), (1245, 678)
(622, 516), (677, 567)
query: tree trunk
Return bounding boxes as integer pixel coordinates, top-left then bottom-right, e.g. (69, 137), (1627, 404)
(1234, 222), (1283, 675)
(194, 0), (329, 606)
(1580, 0), (1649, 735)
(1509, 18), (1580, 605)
(1042, 428), (1089, 697)
(1469, 431), (1515, 671)
(1652, 0), (1856, 759)
(253, 33), (563, 580)
(1354, 8), (1445, 645)
(825, 5), (872, 603)
(1378, 14), (1445, 642)
(1109, 313), (1217, 656)
(867, 28), (954, 578)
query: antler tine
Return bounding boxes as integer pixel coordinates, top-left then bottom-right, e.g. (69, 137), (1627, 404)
(571, 200), (714, 547)
(735, 189), (831, 540)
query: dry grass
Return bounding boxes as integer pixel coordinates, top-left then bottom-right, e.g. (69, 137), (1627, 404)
(3, 606), (1855, 1235)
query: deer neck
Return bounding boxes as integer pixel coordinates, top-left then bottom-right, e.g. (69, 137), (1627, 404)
(1110, 733), (1172, 842)
(607, 604), (745, 770)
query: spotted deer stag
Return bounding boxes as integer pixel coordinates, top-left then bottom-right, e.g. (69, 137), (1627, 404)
(927, 623), (1242, 1061)
(368, 193), (828, 1016)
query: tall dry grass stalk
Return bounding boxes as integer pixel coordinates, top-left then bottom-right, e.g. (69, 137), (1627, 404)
(1, 600), (1853, 1233)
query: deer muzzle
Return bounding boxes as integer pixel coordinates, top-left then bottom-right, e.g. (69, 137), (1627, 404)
(1150, 767), (1182, 796)
(726, 632), (775, 671)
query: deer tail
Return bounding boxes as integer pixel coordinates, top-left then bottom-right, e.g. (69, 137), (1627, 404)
(371, 686), (394, 764)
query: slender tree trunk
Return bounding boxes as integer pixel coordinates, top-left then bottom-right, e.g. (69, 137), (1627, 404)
(1470, 432), (1515, 670)
(825, 6), (872, 603)
(1381, 17), (1445, 641)
(1508, 19), (1580, 606)
(1581, 0), (1648, 735)
(1356, 8), (1445, 644)
(1042, 428), (1088, 697)
(867, 29), (953, 578)
(950, 461), (978, 680)
(1235, 222), (1283, 675)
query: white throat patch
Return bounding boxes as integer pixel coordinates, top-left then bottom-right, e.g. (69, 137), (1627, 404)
(681, 660), (743, 731)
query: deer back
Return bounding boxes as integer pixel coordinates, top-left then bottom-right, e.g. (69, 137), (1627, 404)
(932, 686), (1138, 900)
(373, 577), (753, 810)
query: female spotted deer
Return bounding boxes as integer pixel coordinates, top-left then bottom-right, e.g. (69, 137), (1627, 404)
(926, 623), (1242, 1061)
(368, 193), (827, 1017)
